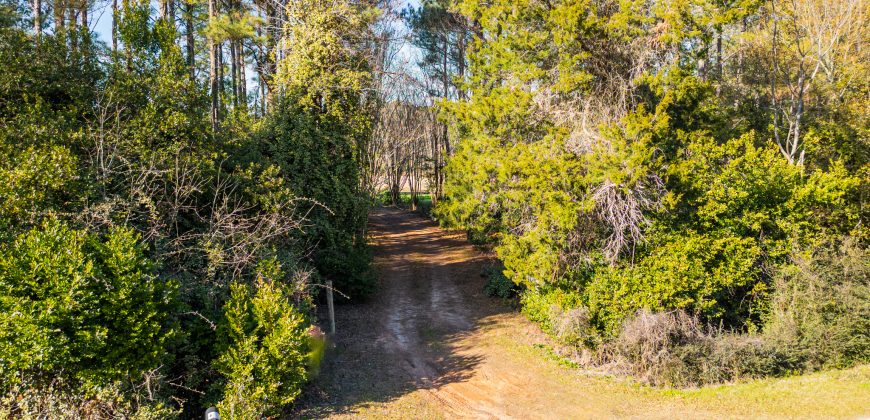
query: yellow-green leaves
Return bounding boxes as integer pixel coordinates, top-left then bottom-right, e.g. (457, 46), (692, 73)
(216, 276), (309, 418)
(0, 221), (176, 391)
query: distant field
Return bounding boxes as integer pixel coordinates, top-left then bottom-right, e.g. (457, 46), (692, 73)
(376, 191), (433, 214)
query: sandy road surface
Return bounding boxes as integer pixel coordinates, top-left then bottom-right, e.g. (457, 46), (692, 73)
(296, 207), (870, 419)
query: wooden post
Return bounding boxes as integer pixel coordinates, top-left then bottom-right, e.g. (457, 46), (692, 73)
(326, 280), (336, 334)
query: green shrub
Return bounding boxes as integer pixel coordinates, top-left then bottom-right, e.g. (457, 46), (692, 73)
(0, 143), (78, 229)
(520, 288), (584, 334)
(483, 264), (520, 299)
(0, 220), (177, 391)
(585, 231), (762, 336)
(215, 278), (310, 418)
(244, 99), (375, 301)
(764, 238), (870, 370)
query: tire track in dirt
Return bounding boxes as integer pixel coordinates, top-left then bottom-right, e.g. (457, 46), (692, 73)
(297, 207), (521, 418)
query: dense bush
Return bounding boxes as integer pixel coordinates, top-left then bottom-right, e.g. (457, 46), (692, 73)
(764, 239), (870, 370)
(605, 310), (792, 387)
(520, 288), (583, 336)
(482, 264), (520, 299)
(585, 231), (762, 336)
(246, 99), (375, 300)
(519, 240), (869, 386)
(0, 0), (377, 414)
(0, 383), (179, 419)
(0, 220), (176, 391)
(215, 276), (310, 418)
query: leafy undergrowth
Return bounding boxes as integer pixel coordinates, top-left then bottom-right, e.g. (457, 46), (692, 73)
(511, 238), (869, 388)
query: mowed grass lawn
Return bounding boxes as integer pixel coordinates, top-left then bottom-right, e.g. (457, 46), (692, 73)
(509, 325), (870, 419)
(663, 364), (870, 417)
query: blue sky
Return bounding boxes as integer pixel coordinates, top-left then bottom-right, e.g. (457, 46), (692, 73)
(87, 0), (421, 46)
(89, 0), (121, 45)
(85, 0), (422, 95)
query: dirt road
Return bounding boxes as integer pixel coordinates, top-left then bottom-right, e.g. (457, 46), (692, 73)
(297, 207), (870, 419)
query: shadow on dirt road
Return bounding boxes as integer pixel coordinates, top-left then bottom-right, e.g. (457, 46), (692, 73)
(297, 207), (506, 417)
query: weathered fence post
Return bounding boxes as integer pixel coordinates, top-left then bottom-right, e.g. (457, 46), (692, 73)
(326, 280), (336, 334)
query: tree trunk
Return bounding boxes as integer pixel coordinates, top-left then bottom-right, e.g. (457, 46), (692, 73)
(770, 0), (782, 156)
(442, 35), (449, 100)
(123, 0), (131, 68)
(230, 39), (238, 107)
(264, 3), (277, 105)
(185, 0), (195, 81)
(53, 0), (64, 34)
(209, 0), (219, 131)
(716, 30), (723, 78)
(79, 0), (88, 57)
(33, 0), (42, 37)
(111, 0), (117, 54)
(80, 0), (87, 31)
(219, 42), (225, 110)
(69, 6), (77, 51)
(255, 22), (266, 115)
(715, 28), (722, 95)
(259, 64), (266, 115)
(238, 40), (247, 110)
(457, 31), (466, 100)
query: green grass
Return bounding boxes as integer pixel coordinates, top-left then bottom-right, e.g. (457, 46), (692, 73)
(375, 191), (433, 215)
(639, 365), (867, 419)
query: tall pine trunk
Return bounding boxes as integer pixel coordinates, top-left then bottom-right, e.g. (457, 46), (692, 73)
(68, 6), (77, 52)
(209, 0), (219, 131)
(33, 0), (42, 37)
(264, 3), (277, 105)
(53, 0), (64, 34)
(230, 39), (238, 107)
(185, 0), (195, 81)
(111, 0), (117, 54)
(80, 0), (88, 58)
(238, 40), (247, 110)
(80, 0), (86, 32)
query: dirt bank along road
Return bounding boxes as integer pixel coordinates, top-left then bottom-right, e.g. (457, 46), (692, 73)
(297, 207), (870, 419)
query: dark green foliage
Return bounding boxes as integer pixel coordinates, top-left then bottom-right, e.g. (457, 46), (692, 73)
(483, 264), (520, 299)
(236, 98), (375, 300)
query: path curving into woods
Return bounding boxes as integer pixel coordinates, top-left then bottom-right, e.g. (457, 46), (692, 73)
(296, 207), (870, 419)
